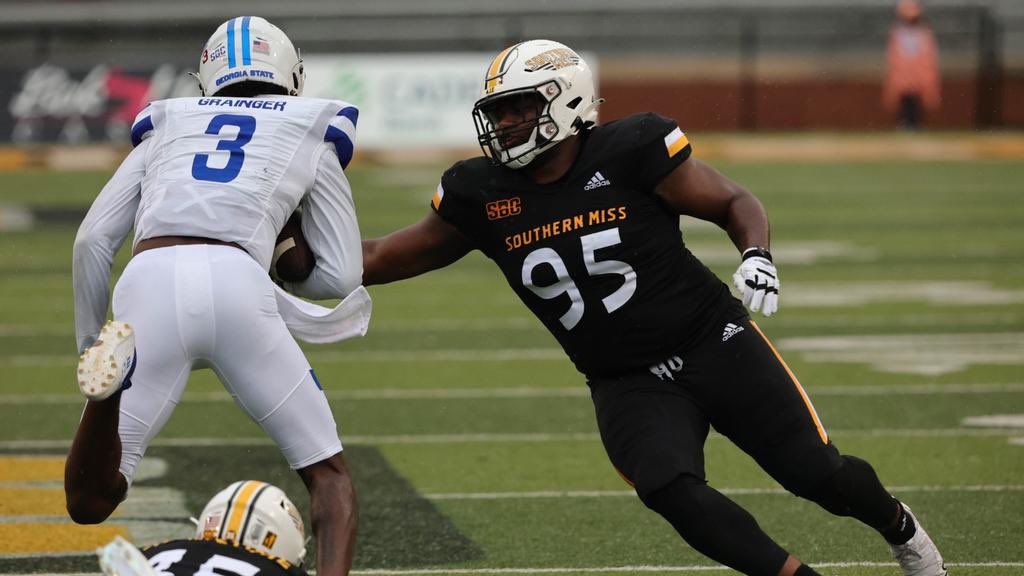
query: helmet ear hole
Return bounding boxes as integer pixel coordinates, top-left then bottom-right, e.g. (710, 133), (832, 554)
(567, 96), (583, 110)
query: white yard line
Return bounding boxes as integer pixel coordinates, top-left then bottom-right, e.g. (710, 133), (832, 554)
(5, 310), (1022, 336)
(3, 348), (569, 368)
(9, 564), (1024, 575)
(423, 484), (1024, 501)
(1, 427), (1020, 451)
(1, 382), (1022, 405)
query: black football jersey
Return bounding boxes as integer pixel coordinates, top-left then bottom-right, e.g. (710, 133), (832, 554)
(142, 538), (307, 576)
(433, 112), (744, 376)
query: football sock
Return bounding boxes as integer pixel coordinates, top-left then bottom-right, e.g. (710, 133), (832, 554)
(794, 565), (823, 576)
(642, 474), (789, 576)
(880, 499), (917, 545)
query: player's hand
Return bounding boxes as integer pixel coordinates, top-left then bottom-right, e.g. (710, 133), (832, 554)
(732, 247), (779, 317)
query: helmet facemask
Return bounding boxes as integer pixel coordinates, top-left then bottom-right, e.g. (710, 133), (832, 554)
(473, 83), (567, 169)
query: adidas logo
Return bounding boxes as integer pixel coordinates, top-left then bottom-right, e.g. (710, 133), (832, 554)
(722, 322), (744, 342)
(584, 171), (611, 190)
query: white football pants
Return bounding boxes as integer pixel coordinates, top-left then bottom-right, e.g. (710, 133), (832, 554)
(110, 244), (342, 484)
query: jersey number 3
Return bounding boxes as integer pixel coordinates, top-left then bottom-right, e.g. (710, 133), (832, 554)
(522, 227), (636, 330)
(192, 114), (256, 183)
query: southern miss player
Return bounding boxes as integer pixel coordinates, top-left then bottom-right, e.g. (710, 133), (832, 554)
(69, 17), (362, 576)
(96, 481), (309, 576)
(362, 40), (947, 576)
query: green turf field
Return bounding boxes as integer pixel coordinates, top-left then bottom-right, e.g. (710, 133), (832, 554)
(1, 158), (1022, 575)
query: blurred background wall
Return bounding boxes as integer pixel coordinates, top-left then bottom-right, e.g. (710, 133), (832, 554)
(0, 0), (1020, 149)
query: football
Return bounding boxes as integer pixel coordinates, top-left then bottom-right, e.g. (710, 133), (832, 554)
(272, 211), (316, 282)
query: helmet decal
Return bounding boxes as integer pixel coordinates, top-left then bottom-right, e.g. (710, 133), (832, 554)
(221, 480), (267, 540)
(484, 43), (522, 95)
(524, 48), (580, 72)
(197, 480), (307, 566)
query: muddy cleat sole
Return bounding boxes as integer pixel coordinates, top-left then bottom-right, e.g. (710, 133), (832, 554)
(78, 321), (136, 401)
(891, 504), (948, 576)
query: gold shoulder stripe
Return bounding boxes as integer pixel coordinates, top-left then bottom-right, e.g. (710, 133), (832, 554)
(664, 127), (690, 158)
(432, 183), (445, 209)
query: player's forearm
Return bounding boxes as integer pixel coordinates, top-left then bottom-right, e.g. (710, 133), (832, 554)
(724, 189), (770, 253)
(361, 237), (427, 286)
(363, 233), (470, 286)
(72, 236), (116, 353)
(286, 264), (361, 300)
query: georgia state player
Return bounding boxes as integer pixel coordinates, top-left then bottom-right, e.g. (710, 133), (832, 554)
(68, 17), (362, 576)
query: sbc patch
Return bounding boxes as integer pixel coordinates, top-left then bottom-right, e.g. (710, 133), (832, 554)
(486, 198), (522, 220)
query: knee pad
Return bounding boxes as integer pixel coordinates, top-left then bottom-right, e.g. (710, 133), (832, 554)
(805, 455), (895, 527)
(639, 473), (705, 512)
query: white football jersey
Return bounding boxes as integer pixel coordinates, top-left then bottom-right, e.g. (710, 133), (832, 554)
(73, 95), (363, 352)
(130, 95), (357, 270)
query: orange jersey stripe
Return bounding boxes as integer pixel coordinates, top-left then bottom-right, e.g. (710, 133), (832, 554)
(749, 321), (829, 444)
(613, 466), (635, 487)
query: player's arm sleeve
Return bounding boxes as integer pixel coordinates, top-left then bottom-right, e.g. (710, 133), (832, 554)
(429, 166), (470, 230)
(130, 104), (155, 148)
(631, 113), (693, 191)
(73, 139), (147, 353)
(285, 146), (363, 300)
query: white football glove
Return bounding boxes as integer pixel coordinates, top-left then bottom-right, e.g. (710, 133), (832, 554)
(732, 247), (779, 317)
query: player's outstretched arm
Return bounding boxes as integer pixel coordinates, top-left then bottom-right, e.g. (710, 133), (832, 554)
(362, 210), (473, 286)
(653, 157), (769, 251)
(654, 157), (779, 316)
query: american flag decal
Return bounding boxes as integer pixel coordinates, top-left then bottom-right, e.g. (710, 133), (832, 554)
(204, 513), (222, 531)
(253, 39), (271, 54)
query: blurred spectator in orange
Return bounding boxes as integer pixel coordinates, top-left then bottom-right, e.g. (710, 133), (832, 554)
(883, 0), (941, 129)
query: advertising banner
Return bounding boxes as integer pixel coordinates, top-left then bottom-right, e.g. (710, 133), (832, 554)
(302, 53), (487, 150)
(1, 63), (198, 145)
(0, 53), (596, 149)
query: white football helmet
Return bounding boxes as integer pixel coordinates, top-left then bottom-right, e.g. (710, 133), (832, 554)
(196, 480), (306, 566)
(195, 16), (304, 97)
(472, 39), (601, 169)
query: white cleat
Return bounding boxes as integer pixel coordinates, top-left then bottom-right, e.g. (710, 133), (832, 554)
(891, 505), (948, 576)
(77, 321), (136, 401)
(97, 535), (157, 576)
